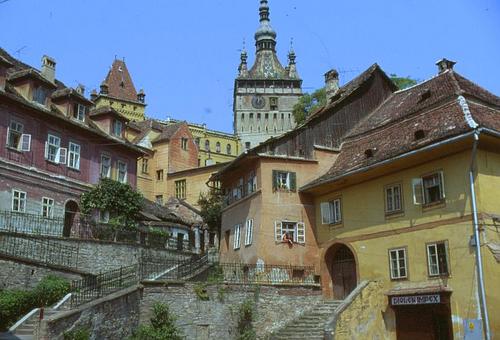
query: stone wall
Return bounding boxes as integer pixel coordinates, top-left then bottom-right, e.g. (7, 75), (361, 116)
(330, 280), (393, 340)
(39, 286), (141, 340)
(0, 256), (84, 290)
(140, 282), (323, 339)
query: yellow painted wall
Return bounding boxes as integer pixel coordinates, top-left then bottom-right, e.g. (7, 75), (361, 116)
(189, 125), (239, 166)
(94, 96), (145, 122)
(313, 149), (500, 338)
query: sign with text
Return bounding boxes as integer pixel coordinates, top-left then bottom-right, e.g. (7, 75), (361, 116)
(391, 294), (441, 305)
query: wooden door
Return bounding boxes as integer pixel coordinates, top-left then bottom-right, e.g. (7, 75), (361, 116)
(331, 245), (357, 299)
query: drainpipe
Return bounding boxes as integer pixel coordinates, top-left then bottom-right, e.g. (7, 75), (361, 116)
(469, 130), (491, 340)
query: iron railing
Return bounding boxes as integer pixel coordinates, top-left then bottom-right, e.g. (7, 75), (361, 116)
(0, 211), (64, 237)
(0, 232), (78, 267)
(139, 253), (209, 281)
(70, 264), (138, 307)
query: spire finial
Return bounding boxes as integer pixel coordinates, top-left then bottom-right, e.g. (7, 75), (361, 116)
(255, 0), (277, 52)
(238, 38), (249, 77)
(288, 38), (296, 65)
(259, 0), (270, 22)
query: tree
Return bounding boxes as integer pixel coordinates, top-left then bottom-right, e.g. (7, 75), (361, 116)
(131, 303), (183, 340)
(198, 188), (223, 234)
(390, 74), (418, 90)
(292, 87), (326, 125)
(80, 178), (143, 228)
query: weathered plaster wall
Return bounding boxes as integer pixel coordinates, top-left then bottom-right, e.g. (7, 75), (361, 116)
(140, 282), (323, 339)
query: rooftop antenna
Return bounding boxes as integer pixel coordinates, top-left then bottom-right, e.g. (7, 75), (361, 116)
(14, 45), (27, 59)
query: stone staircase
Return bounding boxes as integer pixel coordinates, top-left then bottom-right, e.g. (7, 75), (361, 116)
(270, 299), (343, 340)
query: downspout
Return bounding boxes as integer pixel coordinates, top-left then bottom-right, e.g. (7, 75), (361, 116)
(469, 130), (491, 340)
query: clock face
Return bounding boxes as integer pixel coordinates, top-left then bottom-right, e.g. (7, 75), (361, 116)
(252, 95), (265, 109)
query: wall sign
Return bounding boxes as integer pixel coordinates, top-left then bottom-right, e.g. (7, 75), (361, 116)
(391, 294), (441, 305)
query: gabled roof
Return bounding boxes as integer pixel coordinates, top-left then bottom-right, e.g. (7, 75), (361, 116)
(302, 69), (500, 191)
(152, 122), (184, 144)
(102, 59), (139, 102)
(51, 87), (93, 105)
(89, 105), (130, 122)
(129, 119), (185, 146)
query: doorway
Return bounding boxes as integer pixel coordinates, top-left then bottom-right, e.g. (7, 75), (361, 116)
(394, 303), (452, 340)
(63, 200), (79, 237)
(327, 244), (357, 299)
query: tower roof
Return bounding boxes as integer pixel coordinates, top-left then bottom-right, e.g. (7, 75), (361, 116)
(254, 0), (276, 45)
(102, 59), (139, 102)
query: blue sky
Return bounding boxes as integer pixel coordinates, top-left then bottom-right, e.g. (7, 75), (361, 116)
(1, 0), (499, 133)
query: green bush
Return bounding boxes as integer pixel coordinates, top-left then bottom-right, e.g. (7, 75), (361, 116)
(130, 303), (182, 340)
(237, 299), (256, 340)
(0, 275), (70, 331)
(63, 326), (91, 340)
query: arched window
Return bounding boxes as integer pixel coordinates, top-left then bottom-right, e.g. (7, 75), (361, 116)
(226, 144), (232, 155)
(205, 140), (210, 152)
(216, 142), (221, 153)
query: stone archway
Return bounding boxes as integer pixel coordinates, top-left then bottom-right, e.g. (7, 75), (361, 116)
(325, 243), (357, 299)
(63, 200), (79, 237)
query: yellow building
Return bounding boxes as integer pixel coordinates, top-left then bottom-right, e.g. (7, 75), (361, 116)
(302, 60), (500, 339)
(91, 58), (146, 122)
(165, 118), (239, 166)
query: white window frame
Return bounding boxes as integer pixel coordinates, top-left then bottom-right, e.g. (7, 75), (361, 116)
(276, 171), (290, 190)
(68, 142), (81, 170)
(100, 154), (111, 178)
(412, 171), (445, 205)
(274, 221), (305, 244)
(389, 248), (408, 279)
(244, 219), (254, 246)
(233, 224), (241, 250)
(141, 158), (149, 174)
(45, 134), (61, 163)
(385, 184), (402, 213)
(74, 104), (86, 122)
(175, 179), (186, 199)
(320, 199), (342, 224)
(117, 161), (127, 183)
(41, 197), (54, 218)
(112, 120), (123, 136)
(6, 121), (31, 152)
(427, 242), (449, 276)
(11, 189), (27, 213)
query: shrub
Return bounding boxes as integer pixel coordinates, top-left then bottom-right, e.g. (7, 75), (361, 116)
(130, 303), (182, 340)
(193, 283), (209, 301)
(63, 326), (91, 340)
(34, 275), (71, 306)
(237, 299), (256, 340)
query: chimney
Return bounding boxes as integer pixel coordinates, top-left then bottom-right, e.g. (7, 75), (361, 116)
(41, 55), (56, 83)
(100, 81), (109, 94)
(436, 58), (456, 74)
(137, 88), (145, 103)
(76, 84), (85, 96)
(324, 69), (339, 101)
(90, 89), (98, 101)
(0, 56), (13, 91)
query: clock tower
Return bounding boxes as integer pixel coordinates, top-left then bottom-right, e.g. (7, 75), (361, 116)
(233, 0), (302, 151)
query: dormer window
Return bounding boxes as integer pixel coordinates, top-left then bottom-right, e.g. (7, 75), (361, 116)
(73, 103), (86, 122)
(33, 86), (47, 105)
(419, 89), (431, 102)
(365, 148), (375, 158)
(414, 129), (426, 140)
(112, 120), (123, 136)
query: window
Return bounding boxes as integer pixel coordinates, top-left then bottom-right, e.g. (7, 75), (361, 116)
(117, 161), (127, 183)
(247, 171), (257, 194)
(195, 137), (200, 149)
(216, 142), (221, 153)
(320, 199), (342, 224)
(412, 171), (445, 205)
(12, 190), (26, 213)
(112, 120), (123, 136)
(245, 219), (253, 246)
(389, 248), (407, 279)
(45, 134), (65, 163)
(6, 121), (31, 151)
(270, 97), (278, 110)
(73, 103), (86, 122)
(257, 113), (261, 120)
(274, 221), (305, 244)
(385, 184), (402, 214)
(33, 86), (47, 105)
(181, 138), (188, 150)
(205, 140), (210, 152)
(99, 210), (110, 223)
(175, 179), (186, 199)
(100, 154), (111, 178)
(41, 197), (54, 218)
(68, 142), (81, 170)
(265, 113), (269, 120)
(272, 170), (296, 191)
(141, 158), (149, 174)
(245, 142), (251, 150)
(233, 224), (241, 249)
(155, 195), (163, 205)
(156, 170), (164, 181)
(427, 242), (449, 276)
(226, 144), (232, 155)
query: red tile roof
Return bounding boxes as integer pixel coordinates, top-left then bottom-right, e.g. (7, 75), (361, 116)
(103, 59), (139, 102)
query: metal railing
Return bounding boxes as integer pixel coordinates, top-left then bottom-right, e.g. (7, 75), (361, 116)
(70, 264), (138, 307)
(0, 232), (78, 267)
(0, 210), (64, 237)
(139, 253), (208, 281)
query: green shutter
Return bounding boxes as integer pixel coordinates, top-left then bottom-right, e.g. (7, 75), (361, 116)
(272, 170), (278, 191)
(289, 172), (297, 192)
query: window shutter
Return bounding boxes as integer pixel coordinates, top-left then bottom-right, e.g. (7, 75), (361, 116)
(58, 148), (67, 164)
(20, 134), (31, 152)
(5, 127), (10, 146)
(272, 170), (278, 191)
(296, 222), (305, 244)
(334, 199), (342, 223)
(44, 141), (49, 159)
(274, 221), (282, 242)
(245, 219), (253, 245)
(320, 202), (331, 224)
(73, 103), (78, 117)
(439, 171), (445, 199)
(412, 178), (423, 205)
(289, 172), (297, 192)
